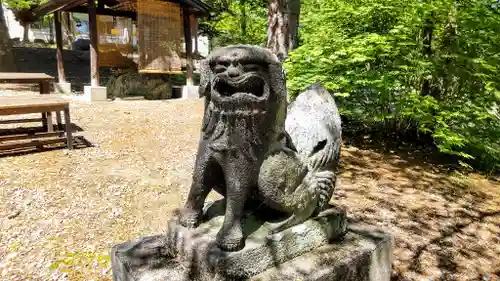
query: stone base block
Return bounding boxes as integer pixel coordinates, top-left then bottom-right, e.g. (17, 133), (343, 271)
(54, 82), (71, 94)
(83, 86), (107, 102)
(111, 200), (392, 281)
(181, 84), (199, 99)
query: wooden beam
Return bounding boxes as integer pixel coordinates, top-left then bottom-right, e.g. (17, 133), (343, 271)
(88, 0), (100, 87)
(0, 132), (64, 142)
(183, 9), (193, 86)
(0, 118), (43, 125)
(34, 0), (85, 18)
(54, 11), (66, 83)
(66, 6), (136, 19)
(0, 138), (67, 151)
(0, 104), (68, 116)
(35, 0), (212, 18)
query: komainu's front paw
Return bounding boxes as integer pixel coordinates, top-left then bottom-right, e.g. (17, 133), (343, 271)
(216, 224), (245, 252)
(176, 208), (202, 229)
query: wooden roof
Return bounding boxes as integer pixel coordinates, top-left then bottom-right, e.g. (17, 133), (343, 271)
(35, 0), (212, 18)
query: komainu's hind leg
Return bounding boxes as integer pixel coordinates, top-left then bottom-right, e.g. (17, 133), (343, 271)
(268, 181), (317, 235)
(268, 170), (336, 235)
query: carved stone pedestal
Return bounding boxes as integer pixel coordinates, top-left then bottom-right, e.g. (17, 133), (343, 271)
(111, 200), (392, 281)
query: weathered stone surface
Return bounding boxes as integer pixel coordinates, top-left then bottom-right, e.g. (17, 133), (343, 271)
(111, 200), (349, 281)
(252, 224), (393, 281)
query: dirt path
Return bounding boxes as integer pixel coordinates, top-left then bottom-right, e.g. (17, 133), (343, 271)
(0, 90), (498, 281)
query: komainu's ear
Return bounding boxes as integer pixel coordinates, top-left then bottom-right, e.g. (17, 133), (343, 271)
(198, 59), (211, 98)
(279, 132), (298, 155)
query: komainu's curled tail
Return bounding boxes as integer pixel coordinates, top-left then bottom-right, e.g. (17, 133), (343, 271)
(286, 83), (342, 210)
(258, 83), (342, 234)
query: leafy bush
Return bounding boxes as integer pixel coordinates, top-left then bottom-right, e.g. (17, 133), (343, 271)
(284, 0), (500, 171)
(198, 0), (267, 48)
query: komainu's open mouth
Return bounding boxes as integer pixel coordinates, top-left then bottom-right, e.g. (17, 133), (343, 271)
(214, 73), (266, 98)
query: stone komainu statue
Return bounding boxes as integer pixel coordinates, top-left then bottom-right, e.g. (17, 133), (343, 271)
(178, 45), (342, 252)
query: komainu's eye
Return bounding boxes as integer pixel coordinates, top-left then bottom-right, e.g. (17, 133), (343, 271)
(214, 64), (227, 73)
(243, 64), (261, 72)
(213, 60), (230, 73)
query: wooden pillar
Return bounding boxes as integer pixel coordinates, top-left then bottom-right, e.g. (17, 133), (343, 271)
(54, 11), (66, 83)
(182, 9), (193, 86)
(88, 0), (100, 86)
(193, 17), (198, 54)
(138, 21), (145, 70)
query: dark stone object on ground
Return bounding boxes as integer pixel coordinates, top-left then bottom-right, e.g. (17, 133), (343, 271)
(106, 71), (172, 100)
(72, 38), (90, 51)
(177, 44), (342, 251)
(111, 200), (391, 281)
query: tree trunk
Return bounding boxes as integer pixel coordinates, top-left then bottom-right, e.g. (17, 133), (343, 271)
(287, 0), (300, 50)
(0, 0), (16, 71)
(266, 0), (300, 61)
(240, 0), (247, 37)
(267, 0), (289, 61)
(22, 22), (29, 42)
(421, 12), (434, 97)
(62, 12), (74, 47)
(49, 17), (54, 44)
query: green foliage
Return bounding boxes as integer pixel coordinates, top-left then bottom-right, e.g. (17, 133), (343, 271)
(169, 73), (201, 85)
(4, 0), (44, 9)
(198, 0), (267, 47)
(284, 0), (500, 170)
(4, 0), (47, 24)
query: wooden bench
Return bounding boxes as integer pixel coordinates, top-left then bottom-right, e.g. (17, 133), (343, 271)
(0, 72), (56, 94)
(0, 96), (73, 151)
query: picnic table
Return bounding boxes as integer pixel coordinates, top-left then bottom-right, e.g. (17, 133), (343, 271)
(0, 72), (55, 94)
(0, 96), (73, 151)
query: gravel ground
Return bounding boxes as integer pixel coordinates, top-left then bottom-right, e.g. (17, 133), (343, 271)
(0, 87), (499, 281)
(0, 88), (206, 280)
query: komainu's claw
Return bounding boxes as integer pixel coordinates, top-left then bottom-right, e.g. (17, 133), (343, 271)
(176, 208), (202, 229)
(216, 224), (245, 251)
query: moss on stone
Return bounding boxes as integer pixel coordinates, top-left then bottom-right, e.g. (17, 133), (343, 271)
(106, 71), (172, 100)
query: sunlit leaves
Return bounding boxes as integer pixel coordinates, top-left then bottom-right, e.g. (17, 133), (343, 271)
(284, 0), (500, 170)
